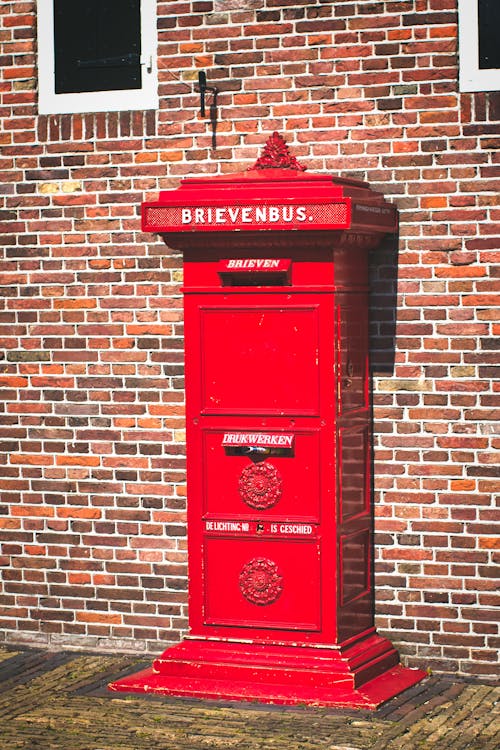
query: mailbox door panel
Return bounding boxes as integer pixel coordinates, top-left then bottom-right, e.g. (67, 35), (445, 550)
(339, 426), (369, 522)
(337, 300), (368, 415)
(185, 292), (337, 643)
(202, 428), (321, 522)
(335, 294), (374, 643)
(198, 303), (320, 415)
(203, 537), (322, 632)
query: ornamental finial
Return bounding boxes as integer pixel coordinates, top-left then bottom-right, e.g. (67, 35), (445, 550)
(250, 132), (307, 171)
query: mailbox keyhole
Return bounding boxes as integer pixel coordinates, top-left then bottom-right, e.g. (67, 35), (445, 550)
(343, 358), (354, 388)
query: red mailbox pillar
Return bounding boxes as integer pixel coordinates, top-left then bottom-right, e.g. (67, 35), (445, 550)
(110, 134), (425, 708)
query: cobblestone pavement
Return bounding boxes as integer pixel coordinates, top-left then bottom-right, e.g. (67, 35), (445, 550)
(0, 646), (497, 750)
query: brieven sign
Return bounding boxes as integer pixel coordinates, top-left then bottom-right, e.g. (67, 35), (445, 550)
(218, 258), (291, 273)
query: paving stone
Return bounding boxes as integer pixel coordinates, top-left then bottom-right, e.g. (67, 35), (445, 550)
(0, 647), (497, 750)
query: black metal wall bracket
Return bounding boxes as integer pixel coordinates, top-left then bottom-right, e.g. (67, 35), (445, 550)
(198, 71), (219, 150)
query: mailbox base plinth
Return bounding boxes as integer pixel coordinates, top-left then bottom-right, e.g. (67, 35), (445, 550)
(109, 637), (426, 709)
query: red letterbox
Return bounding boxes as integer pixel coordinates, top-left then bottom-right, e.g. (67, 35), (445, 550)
(110, 134), (425, 708)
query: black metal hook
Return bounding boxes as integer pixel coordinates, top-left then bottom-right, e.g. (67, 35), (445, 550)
(197, 70), (219, 150)
(198, 71), (207, 117)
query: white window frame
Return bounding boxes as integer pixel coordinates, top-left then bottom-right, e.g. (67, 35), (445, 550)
(37, 0), (158, 114)
(458, 0), (500, 92)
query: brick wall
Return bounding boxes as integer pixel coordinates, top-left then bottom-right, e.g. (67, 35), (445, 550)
(0, 0), (498, 678)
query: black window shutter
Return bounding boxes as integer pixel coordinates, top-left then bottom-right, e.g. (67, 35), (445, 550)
(54, 0), (142, 94)
(478, 0), (500, 70)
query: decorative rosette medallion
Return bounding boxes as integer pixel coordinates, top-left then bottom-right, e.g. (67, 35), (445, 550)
(239, 557), (283, 606)
(238, 462), (282, 509)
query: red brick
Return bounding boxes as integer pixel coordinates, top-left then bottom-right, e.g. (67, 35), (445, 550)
(0, 0), (497, 678)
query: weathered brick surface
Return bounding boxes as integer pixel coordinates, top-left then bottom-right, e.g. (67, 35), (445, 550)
(0, 1), (499, 678)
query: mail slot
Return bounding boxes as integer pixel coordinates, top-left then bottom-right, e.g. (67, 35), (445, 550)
(110, 133), (425, 708)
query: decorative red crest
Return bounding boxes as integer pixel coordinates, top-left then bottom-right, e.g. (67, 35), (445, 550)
(239, 558), (283, 606)
(251, 132), (307, 172)
(238, 462), (282, 510)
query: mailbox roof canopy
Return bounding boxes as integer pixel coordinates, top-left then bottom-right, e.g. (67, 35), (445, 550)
(142, 133), (397, 235)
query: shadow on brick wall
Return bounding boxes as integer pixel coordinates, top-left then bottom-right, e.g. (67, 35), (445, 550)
(369, 232), (399, 376)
